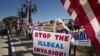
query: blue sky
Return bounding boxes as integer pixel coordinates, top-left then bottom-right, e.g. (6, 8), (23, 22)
(0, 0), (71, 23)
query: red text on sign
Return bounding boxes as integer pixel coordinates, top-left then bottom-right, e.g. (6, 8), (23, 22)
(35, 32), (51, 39)
(55, 34), (68, 41)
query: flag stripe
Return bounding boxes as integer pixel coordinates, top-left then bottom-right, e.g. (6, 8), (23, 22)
(67, 5), (74, 15)
(70, 0), (86, 26)
(62, 0), (81, 25)
(88, 0), (100, 24)
(98, 0), (100, 4)
(63, 0), (74, 15)
(73, 0), (100, 52)
(71, 11), (77, 21)
(60, 0), (100, 52)
(80, 0), (100, 44)
(60, 0), (66, 5)
(64, 0), (70, 10)
(79, 0), (100, 51)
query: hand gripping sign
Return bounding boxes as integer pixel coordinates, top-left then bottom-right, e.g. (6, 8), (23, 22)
(33, 30), (71, 56)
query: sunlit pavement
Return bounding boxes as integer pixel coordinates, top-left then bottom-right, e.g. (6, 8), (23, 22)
(10, 34), (46, 56)
(0, 34), (45, 56)
(0, 36), (8, 56)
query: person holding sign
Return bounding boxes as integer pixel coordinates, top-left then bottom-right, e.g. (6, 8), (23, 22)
(33, 19), (72, 56)
(53, 19), (73, 56)
(53, 19), (70, 34)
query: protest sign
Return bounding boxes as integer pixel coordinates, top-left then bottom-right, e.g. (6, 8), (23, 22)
(33, 30), (71, 56)
(73, 33), (91, 46)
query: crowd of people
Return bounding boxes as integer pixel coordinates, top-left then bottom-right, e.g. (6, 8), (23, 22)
(1, 19), (99, 56)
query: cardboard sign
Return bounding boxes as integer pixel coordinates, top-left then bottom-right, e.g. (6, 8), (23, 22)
(74, 33), (91, 46)
(33, 30), (71, 56)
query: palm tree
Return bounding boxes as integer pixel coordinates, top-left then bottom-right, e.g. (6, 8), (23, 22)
(22, 0), (37, 25)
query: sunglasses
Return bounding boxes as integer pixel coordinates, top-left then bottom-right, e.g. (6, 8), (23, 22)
(57, 23), (62, 25)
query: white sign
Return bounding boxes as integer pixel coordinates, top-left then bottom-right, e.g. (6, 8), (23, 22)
(33, 30), (71, 56)
(73, 33), (91, 46)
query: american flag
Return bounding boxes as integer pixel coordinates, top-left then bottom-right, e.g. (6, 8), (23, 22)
(60, 0), (100, 52)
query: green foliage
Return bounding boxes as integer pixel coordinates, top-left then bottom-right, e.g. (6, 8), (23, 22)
(2, 16), (18, 29)
(30, 4), (37, 13)
(21, 1), (37, 25)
